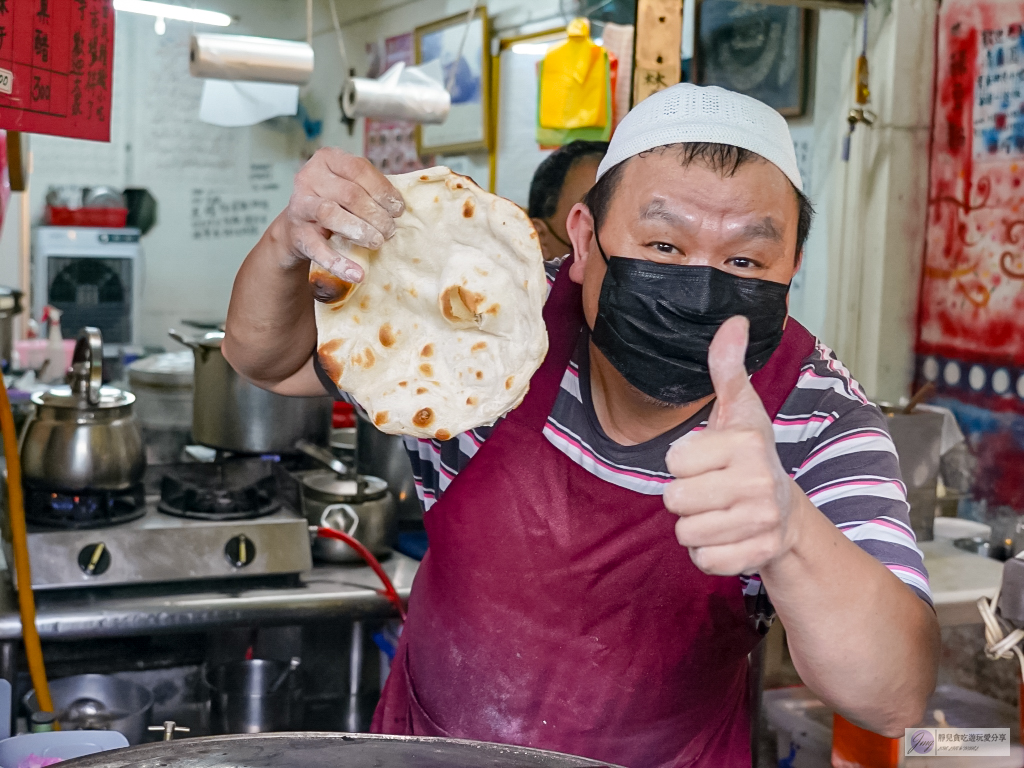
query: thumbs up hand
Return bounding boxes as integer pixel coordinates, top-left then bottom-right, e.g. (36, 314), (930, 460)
(664, 316), (803, 576)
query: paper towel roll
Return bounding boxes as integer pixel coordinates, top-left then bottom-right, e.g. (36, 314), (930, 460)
(199, 80), (300, 127)
(190, 34), (314, 86)
(342, 62), (451, 124)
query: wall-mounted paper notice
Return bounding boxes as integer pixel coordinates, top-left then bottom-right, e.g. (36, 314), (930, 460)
(199, 79), (299, 127)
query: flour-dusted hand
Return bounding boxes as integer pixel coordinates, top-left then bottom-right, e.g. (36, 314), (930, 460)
(663, 316), (804, 576)
(280, 147), (405, 294)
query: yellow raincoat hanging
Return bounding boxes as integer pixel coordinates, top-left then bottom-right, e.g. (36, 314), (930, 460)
(538, 18), (609, 130)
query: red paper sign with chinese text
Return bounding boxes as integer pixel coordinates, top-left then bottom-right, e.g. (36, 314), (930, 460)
(0, 0), (114, 142)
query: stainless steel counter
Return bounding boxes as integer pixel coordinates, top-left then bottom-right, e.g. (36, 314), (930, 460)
(0, 554), (419, 641)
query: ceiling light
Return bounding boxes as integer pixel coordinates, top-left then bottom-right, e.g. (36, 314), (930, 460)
(113, 0), (231, 27)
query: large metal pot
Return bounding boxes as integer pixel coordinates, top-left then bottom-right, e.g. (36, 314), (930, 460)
(20, 328), (145, 492)
(59, 732), (623, 767)
(170, 330), (332, 454)
(301, 471), (396, 563)
(24, 674), (154, 745)
(877, 404), (945, 542)
(356, 414), (420, 522)
(127, 350), (194, 464)
(206, 658), (302, 734)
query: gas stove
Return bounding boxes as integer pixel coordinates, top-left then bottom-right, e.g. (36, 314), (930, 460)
(11, 458), (313, 591)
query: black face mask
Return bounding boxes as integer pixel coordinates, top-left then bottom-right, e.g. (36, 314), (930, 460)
(590, 232), (791, 405)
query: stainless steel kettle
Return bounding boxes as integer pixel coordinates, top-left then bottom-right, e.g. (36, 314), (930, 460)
(20, 327), (146, 491)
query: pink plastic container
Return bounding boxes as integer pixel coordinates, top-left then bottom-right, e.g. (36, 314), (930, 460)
(13, 340), (77, 376)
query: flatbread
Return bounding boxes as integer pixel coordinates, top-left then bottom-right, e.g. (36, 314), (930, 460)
(312, 166), (549, 439)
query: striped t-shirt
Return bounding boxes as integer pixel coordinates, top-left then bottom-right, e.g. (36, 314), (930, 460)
(321, 263), (932, 625)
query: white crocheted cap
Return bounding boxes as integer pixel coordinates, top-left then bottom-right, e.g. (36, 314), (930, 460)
(597, 83), (802, 192)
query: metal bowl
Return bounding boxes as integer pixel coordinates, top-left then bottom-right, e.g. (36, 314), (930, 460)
(24, 674), (153, 745)
(58, 732), (623, 767)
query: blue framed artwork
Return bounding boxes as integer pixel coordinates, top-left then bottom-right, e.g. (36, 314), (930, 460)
(415, 8), (491, 154)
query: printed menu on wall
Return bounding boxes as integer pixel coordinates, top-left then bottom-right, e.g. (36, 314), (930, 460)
(0, 0), (115, 142)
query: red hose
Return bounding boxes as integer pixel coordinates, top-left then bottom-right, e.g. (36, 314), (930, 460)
(317, 527), (407, 621)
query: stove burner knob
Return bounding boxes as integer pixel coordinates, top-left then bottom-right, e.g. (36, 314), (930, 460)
(225, 534), (256, 568)
(77, 543), (111, 576)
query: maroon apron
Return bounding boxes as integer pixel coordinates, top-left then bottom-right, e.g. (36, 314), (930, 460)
(372, 261), (816, 768)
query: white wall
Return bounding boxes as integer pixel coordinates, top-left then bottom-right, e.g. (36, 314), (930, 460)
(1, 3), (309, 348)
(786, 9), (858, 341)
(0, 0), (936, 401)
(0, 0), (577, 349)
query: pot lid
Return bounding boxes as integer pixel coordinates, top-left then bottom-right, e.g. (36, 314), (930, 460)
(197, 330), (225, 349)
(302, 470), (387, 500)
(128, 351), (195, 386)
(57, 733), (623, 767)
(32, 384), (135, 409)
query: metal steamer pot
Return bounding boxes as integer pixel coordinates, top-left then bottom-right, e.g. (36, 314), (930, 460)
(170, 330), (332, 454)
(127, 351), (195, 465)
(20, 328), (145, 492)
(0, 285), (23, 369)
(300, 471), (396, 563)
(58, 732), (623, 767)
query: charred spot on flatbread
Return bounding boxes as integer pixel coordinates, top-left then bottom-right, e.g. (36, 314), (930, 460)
(421, 344), (434, 357)
(374, 411), (389, 426)
(420, 363), (433, 377)
(317, 340), (345, 381)
(379, 324), (396, 347)
(463, 199), (475, 218)
(412, 408), (434, 428)
(309, 266), (356, 304)
(435, 429), (452, 440)
(351, 347), (376, 369)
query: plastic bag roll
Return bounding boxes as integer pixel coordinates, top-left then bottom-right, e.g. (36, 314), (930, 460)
(190, 34), (314, 86)
(342, 62), (451, 124)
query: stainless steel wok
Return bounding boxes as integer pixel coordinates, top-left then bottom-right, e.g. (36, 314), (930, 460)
(59, 732), (623, 767)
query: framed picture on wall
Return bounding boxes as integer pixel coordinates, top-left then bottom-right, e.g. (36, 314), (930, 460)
(695, 1), (810, 117)
(415, 8), (491, 155)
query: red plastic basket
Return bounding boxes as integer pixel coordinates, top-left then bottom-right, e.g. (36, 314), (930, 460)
(332, 401), (355, 428)
(46, 206), (129, 227)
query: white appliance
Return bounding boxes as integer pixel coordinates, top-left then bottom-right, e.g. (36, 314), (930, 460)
(32, 227), (142, 347)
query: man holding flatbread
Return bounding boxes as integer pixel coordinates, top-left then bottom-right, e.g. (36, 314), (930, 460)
(224, 83), (938, 767)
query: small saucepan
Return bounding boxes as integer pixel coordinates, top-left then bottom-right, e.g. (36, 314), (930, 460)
(300, 471), (397, 563)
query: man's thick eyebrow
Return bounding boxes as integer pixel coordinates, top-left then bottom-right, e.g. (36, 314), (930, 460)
(740, 217), (783, 242)
(639, 199), (687, 225)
